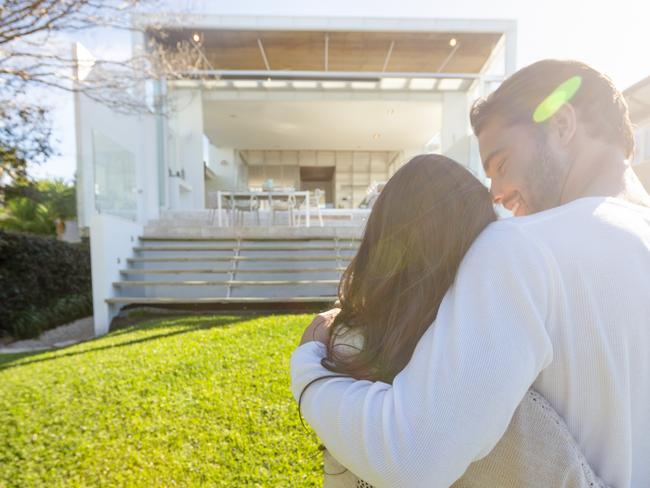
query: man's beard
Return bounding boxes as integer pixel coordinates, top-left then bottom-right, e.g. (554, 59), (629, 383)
(523, 131), (571, 213)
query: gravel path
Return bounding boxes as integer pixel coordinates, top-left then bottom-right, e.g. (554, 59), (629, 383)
(0, 316), (94, 354)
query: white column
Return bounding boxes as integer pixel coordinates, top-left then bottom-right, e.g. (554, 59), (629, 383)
(503, 25), (518, 76)
(168, 88), (206, 210)
(440, 91), (471, 162)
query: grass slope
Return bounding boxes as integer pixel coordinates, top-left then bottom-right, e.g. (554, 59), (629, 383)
(0, 314), (324, 487)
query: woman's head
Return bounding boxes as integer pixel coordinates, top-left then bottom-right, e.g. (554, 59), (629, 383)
(326, 154), (497, 383)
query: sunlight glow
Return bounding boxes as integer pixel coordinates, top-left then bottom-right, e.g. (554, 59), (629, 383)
(533, 76), (583, 123)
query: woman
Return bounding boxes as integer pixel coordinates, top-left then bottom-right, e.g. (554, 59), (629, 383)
(298, 154), (607, 487)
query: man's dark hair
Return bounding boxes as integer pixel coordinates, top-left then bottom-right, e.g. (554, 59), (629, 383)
(470, 59), (635, 159)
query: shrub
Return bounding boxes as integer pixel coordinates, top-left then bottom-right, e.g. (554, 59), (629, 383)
(0, 229), (92, 339)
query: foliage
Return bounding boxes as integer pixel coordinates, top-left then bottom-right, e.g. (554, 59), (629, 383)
(0, 178), (77, 235)
(34, 178), (77, 220)
(0, 1), (154, 184)
(0, 197), (55, 234)
(0, 314), (323, 487)
(0, 229), (91, 339)
(9, 292), (93, 340)
(0, 0), (211, 185)
(0, 103), (54, 185)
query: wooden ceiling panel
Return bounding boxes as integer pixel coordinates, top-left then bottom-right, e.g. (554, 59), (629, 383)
(327, 32), (396, 72)
(258, 31), (326, 71)
(155, 29), (503, 74)
(203, 31), (265, 70)
(382, 34), (452, 72)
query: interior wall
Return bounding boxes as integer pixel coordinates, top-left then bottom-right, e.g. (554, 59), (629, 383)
(241, 149), (394, 208)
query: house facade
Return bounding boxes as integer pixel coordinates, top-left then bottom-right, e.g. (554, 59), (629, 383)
(73, 14), (517, 335)
(624, 76), (650, 190)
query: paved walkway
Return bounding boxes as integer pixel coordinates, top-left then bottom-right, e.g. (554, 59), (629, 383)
(0, 316), (94, 354)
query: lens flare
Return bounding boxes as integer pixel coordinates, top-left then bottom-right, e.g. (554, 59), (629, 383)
(533, 76), (582, 123)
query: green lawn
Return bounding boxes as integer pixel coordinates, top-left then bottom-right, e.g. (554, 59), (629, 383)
(0, 314), (323, 487)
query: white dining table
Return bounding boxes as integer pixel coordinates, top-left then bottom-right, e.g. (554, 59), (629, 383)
(216, 190), (310, 227)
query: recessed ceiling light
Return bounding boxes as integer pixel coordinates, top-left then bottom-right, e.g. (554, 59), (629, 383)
(321, 81), (347, 89)
(203, 80), (229, 89)
(232, 80), (258, 88)
(409, 78), (437, 90)
(351, 81), (376, 90)
(437, 78), (464, 91)
(380, 78), (407, 90)
(292, 81), (318, 89)
(263, 80), (288, 88)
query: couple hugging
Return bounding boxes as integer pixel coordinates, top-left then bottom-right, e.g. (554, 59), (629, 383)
(291, 59), (650, 488)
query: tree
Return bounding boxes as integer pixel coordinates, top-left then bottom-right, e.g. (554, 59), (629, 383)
(0, 1), (145, 187)
(0, 103), (53, 189)
(0, 177), (77, 235)
(0, 0), (202, 188)
(0, 197), (55, 235)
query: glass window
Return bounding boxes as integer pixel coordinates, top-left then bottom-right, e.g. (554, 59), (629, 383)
(92, 130), (137, 220)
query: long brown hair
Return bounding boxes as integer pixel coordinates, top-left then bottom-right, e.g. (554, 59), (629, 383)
(323, 154), (496, 384)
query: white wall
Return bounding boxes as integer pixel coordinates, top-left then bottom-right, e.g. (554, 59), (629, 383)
(209, 145), (240, 186)
(166, 87), (206, 210)
(241, 149), (393, 208)
(90, 214), (143, 336)
(74, 44), (159, 227)
(204, 144), (247, 207)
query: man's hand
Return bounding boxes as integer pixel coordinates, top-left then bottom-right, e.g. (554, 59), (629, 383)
(299, 308), (341, 346)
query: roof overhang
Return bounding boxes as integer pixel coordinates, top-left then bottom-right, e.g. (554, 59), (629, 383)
(138, 14), (516, 84)
(150, 28), (502, 75)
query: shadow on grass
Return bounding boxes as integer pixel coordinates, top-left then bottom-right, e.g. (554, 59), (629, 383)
(0, 315), (252, 372)
(107, 310), (275, 336)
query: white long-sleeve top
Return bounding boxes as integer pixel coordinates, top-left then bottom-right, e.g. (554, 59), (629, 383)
(290, 197), (650, 488)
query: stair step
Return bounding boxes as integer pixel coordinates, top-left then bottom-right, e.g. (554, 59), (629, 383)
(139, 236), (361, 242)
(106, 296), (337, 304)
(120, 268), (347, 274)
(133, 245), (357, 252)
(114, 279), (339, 287)
(127, 255), (350, 263)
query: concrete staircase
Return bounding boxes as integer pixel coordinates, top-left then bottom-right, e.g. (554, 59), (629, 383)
(105, 233), (360, 306)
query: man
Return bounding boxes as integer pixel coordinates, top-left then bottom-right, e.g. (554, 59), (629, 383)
(290, 59), (650, 488)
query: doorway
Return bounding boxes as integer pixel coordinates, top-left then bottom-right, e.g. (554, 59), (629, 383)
(300, 166), (334, 206)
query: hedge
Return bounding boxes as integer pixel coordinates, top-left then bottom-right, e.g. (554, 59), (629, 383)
(0, 229), (92, 340)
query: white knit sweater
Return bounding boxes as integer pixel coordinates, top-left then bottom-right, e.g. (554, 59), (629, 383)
(291, 197), (650, 488)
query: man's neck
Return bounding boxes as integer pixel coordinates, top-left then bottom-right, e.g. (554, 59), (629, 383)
(559, 145), (650, 208)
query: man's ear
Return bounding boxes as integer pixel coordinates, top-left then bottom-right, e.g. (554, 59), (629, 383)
(548, 103), (577, 147)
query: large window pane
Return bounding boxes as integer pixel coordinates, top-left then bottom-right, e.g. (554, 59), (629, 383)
(92, 130), (138, 220)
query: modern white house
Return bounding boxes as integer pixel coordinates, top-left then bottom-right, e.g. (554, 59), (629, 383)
(624, 76), (650, 190)
(73, 14), (517, 336)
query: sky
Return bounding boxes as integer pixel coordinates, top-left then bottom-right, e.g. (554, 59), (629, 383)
(27, 0), (650, 182)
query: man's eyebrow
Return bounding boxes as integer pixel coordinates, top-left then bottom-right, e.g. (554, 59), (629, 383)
(482, 147), (506, 174)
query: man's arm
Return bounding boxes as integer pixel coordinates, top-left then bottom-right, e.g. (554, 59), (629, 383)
(290, 224), (555, 488)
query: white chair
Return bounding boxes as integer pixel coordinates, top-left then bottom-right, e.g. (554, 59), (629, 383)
(227, 194), (260, 226)
(207, 191), (230, 226)
(296, 189), (324, 227)
(270, 194), (297, 226)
